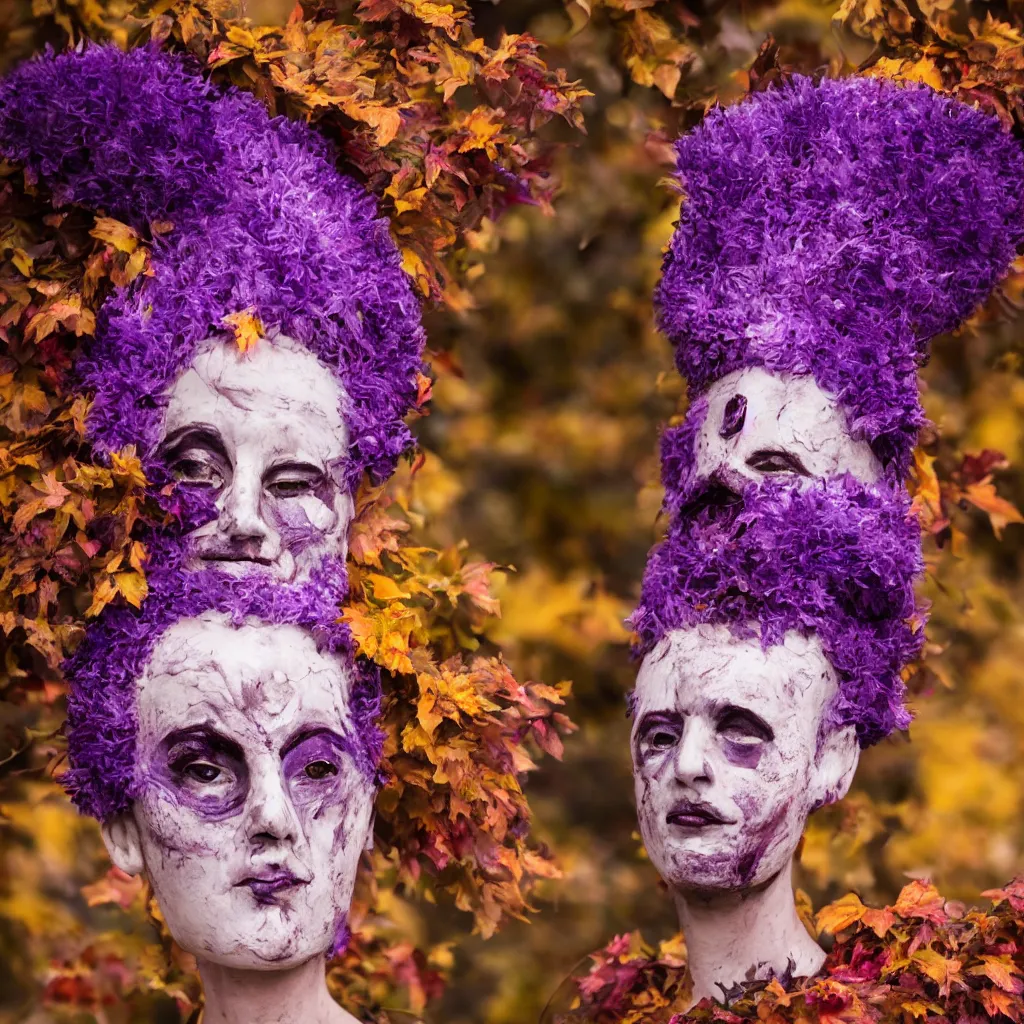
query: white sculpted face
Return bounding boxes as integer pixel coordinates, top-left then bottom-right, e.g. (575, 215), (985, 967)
(159, 335), (353, 582)
(102, 614), (375, 970)
(694, 368), (882, 493)
(632, 625), (858, 894)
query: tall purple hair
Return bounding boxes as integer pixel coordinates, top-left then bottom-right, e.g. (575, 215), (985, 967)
(657, 75), (1024, 479)
(63, 540), (384, 823)
(631, 477), (924, 747)
(0, 44), (425, 490)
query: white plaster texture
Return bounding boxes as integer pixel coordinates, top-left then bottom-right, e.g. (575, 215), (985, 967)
(101, 613), (374, 987)
(159, 335), (353, 582)
(694, 368), (882, 492)
(631, 625), (859, 1002)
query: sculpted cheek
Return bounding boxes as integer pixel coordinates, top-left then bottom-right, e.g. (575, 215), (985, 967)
(734, 802), (790, 887)
(270, 499), (339, 556)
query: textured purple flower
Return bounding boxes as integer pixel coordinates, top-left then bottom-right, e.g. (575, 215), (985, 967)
(631, 477), (924, 746)
(63, 538), (384, 823)
(0, 44), (425, 490)
(657, 75), (1024, 477)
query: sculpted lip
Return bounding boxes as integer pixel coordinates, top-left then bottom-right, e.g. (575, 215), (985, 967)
(666, 799), (732, 829)
(237, 871), (309, 904)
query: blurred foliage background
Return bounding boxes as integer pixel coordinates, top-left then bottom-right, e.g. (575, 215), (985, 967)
(4, 0), (1024, 1021)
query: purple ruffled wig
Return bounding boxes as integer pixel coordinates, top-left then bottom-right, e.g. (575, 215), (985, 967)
(0, 44), (425, 490)
(63, 540), (384, 823)
(631, 477), (924, 747)
(657, 75), (1024, 477)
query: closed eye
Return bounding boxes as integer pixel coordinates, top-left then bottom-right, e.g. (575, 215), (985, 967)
(716, 707), (774, 744)
(745, 449), (809, 476)
(265, 463), (326, 499)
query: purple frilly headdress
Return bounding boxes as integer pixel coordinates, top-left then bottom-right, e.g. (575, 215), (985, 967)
(63, 542), (384, 823)
(632, 478), (923, 747)
(0, 44), (425, 489)
(656, 74), (1024, 478)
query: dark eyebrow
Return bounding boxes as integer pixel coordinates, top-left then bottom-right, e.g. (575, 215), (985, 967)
(280, 726), (349, 759)
(162, 724), (244, 760)
(715, 704), (774, 741)
(158, 424), (229, 461)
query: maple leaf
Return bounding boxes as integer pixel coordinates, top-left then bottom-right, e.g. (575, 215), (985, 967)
(893, 880), (948, 925)
(816, 892), (868, 935)
(968, 954), (1024, 994)
(962, 479), (1024, 538)
(113, 569), (147, 608)
(221, 308), (264, 353)
(911, 947), (962, 997)
(81, 867), (145, 910)
(89, 216), (139, 253)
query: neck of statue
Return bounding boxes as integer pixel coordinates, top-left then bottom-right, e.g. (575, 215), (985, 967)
(673, 862), (824, 1007)
(198, 956), (360, 1024)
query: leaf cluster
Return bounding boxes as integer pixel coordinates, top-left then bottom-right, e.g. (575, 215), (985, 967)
(12, 0), (590, 308)
(558, 879), (1024, 1023)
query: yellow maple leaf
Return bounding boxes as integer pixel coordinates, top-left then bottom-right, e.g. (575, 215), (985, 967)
(221, 308), (264, 354)
(90, 216), (139, 254)
(113, 570), (148, 609)
(815, 891), (867, 934)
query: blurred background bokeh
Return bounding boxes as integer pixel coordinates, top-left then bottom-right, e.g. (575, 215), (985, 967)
(4, 0), (1024, 1021)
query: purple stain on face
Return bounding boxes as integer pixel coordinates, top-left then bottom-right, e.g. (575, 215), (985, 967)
(156, 725), (249, 821)
(239, 873), (310, 906)
(281, 729), (360, 810)
(327, 916), (351, 960)
(272, 500), (331, 558)
(735, 802), (790, 887)
(720, 394), (747, 438)
(722, 738), (764, 770)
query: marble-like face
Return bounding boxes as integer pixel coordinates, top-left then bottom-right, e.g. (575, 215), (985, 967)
(631, 625), (857, 894)
(104, 614), (375, 970)
(159, 336), (353, 583)
(693, 368), (882, 494)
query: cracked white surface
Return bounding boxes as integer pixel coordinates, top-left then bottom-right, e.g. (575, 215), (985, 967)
(693, 367), (882, 493)
(102, 613), (374, 976)
(159, 336), (354, 583)
(631, 626), (859, 1001)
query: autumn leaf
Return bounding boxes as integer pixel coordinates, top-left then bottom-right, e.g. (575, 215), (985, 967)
(962, 479), (1024, 538)
(893, 880), (948, 925)
(221, 308), (264, 353)
(815, 892), (867, 935)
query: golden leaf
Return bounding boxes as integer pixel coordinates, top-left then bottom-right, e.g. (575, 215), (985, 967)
(221, 308), (265, 354)
(815, 891), (867, 934)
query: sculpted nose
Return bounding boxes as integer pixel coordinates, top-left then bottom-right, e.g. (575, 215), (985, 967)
(221, 464), (267, 542)
(674, 720), (714, 787)
(245, 771), (302, 847)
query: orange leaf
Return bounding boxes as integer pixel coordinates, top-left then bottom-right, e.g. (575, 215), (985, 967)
(894, 879), (948, 925)
(816, 892), (867, 935)
(963, 479), (1024, 538)
(222, 308), (264, 354)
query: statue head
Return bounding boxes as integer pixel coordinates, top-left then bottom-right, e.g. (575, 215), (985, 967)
(629, 478), (922, 895)
(632, 626), (856, 893)
(655, 75), (1024, 489)
(63, 556), (381, 967)
(0, 45), (426, 582)
(668, 368), (882, 511)
(159, 335), (353, 580)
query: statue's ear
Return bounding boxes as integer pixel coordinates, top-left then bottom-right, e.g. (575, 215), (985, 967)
(810, 724), (859, 809)
(101, 814), (145, 877)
